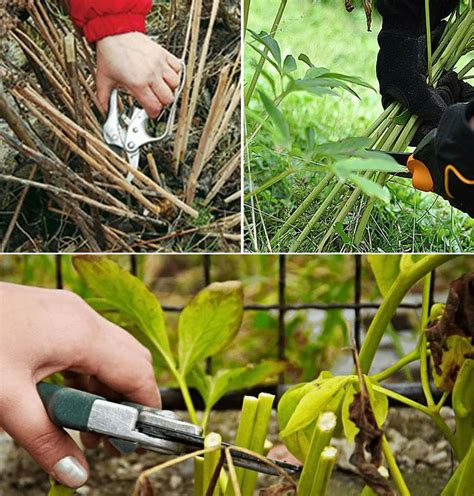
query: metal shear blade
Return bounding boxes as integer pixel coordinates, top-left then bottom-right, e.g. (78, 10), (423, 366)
(102, 59), (186, 183)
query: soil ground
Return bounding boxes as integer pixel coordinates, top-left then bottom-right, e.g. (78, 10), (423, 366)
(0, 408), (456, 496)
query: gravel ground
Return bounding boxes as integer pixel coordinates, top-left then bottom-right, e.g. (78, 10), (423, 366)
(0, 407), (457, 496)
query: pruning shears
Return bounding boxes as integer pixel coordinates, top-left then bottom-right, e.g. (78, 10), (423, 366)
(102, 59), (186, 183)
(38, 382), (302, 477)
(381, 130), (437, 194)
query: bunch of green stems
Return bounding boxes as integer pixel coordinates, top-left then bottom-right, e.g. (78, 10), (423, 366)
(274, 7), (473, 252)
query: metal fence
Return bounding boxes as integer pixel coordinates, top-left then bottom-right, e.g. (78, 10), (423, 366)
(55, 254), (443, 409)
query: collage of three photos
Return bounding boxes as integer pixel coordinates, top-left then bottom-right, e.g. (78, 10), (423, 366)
(0, 0), (473, 495)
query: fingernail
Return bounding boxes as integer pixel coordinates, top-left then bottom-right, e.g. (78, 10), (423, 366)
(52, 456), (88, 488)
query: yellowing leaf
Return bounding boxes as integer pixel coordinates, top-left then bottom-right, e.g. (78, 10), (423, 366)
(73, 256), (173, 368)
(280, 376), (348, 437)
(178, 282), (243, 376)
(433, 335), (473, 391)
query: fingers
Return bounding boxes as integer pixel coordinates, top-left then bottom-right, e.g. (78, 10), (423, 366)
(71, 315), (161, 409)
(0, 380), (89, 488)
(163, 67), (181, 91)
(131, 85), (163, 118)
(167, 53), (182, 73)
(95, 71), (115, 115)
(151, 79), (174, 106)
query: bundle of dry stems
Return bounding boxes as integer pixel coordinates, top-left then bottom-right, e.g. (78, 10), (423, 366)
(0, 0), (241, 252)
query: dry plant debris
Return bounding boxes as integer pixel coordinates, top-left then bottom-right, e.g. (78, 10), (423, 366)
(0, 0), (241, 252)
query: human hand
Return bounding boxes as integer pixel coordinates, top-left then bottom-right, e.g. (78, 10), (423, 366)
(0, 282), (160, 488)
(96, 32), (182, 118)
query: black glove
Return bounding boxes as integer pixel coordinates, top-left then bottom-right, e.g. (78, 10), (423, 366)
(414, 101), (474, 217)
(376, 0), (460, 143)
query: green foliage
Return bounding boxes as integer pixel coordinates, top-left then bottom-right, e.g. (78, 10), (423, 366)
(178, 282), (244, 376)
(73, 256), (284, 428)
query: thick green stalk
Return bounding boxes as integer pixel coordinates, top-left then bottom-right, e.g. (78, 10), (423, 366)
(358, 255), (454, 374)
(454, 439), (474, 496)
(240, 393), (275, 496)
(244, 0), (288, 105)
(425, 0), (433, 84)
(225, 396), (259, 496)
(290, 180), (345, 252)
(310, 446), (337, 496)
(272, 174), (333, 245)
(203, 433), (222, 496)
(298, 412), (337, 496)
(195, 457), (204, 496)
(243, 0), (251, 34)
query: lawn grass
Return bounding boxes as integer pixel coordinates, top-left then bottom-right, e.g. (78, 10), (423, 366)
(244, 0), (474, 253)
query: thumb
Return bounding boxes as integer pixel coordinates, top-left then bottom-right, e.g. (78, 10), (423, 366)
(0, 380), (89, 488)
(95, 71), (116, 116)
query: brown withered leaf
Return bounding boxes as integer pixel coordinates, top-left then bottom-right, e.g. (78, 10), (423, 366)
(259, 483), (296, 496)
(426, 272), (474, 390)
(349, 392), (394, 496)
(344, 0), (372, 31)
(344, 0), (355, 12)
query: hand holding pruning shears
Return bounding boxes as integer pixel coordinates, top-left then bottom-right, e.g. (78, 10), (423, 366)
(0, 282), (160, 488)
(383, 102), (474, 217)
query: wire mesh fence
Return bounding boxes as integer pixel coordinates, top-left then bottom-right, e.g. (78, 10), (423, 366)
(54, 254), (442, 410)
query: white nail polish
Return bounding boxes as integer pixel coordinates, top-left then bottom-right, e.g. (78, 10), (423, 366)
(52, 456), (88, 488)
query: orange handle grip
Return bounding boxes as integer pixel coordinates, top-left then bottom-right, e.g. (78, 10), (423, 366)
(407, 155), (434, 192)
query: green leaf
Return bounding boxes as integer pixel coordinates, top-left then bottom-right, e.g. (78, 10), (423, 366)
(368, 255), (402, 296)
(334, 222), (351, 245)
(258, 90), (291, 146)
(247, 42), (281, 74)
(280, 376), (349, 436)
(178, 281), (244, 376)
(192, 361), (286, 411)
(349, 174), (390, 203)
(73, 256), (173, 368)
(248, 29), (281, 68)
(315, 137), (370, 161)
(322, 72), (376, 92)
(394, 108), (411, 125)
(298, 53), (314, 68)
(333, 155), (405, 175)
(283, 54), (297, 74)
(341, 383), (358, 442)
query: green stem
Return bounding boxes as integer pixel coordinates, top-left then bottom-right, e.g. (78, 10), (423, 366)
(381, 437), (411, 496)
(176, 373), (199, 425)
(454, 439), (474, 496)
(244, 0), (288, 105)
(358, 255), (454, 374)
(272, 174), (334, 244)
(372, 349), (419, 383)
(373, 384), (460, 457)
(425, 0), (433, 85)
(290, 180), (345, 252)
(203, 433), (222, 496)
(243, 0), (250, 35)
(240, 394), (275, 496)
(419, 274), (435, 407)
(310, 446), (337, 496)
(298, 412), (337, 496)
(225, 396), (258, 496)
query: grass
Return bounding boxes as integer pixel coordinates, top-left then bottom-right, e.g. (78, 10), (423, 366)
(244, 0), (474, 253)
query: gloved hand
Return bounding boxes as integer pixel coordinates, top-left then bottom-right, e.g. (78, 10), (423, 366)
(411, 101), (474, 217)
(376, 0), (465, 143)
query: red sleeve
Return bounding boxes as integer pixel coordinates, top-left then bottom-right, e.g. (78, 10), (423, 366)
(69, 0), (152, 43)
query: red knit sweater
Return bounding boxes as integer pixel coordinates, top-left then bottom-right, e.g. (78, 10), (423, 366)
(69, 0), (152, 43)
